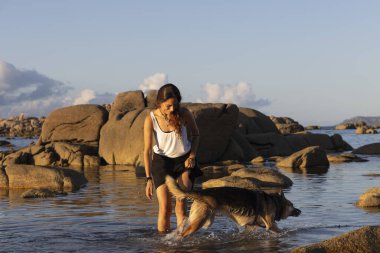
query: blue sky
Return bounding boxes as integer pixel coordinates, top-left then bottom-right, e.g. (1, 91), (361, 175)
(1, 0), (380, 125)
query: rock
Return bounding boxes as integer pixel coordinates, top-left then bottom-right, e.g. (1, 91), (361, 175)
(2, 164), (87, 191)
(250, 156), (265, 164)
(84, 155), (101, 167)
(335, 123), (356, 130)
(237, 107), (279, 134)
(291, 226), (380, 253)
(224, 131), (259, 161)
(109, 90), (146, 120)
(327, 153), (368, 163)
(330, 134), (353, 151)
(146, 90), (158, 108)
(246, 132), (294, 157)
(356, 126), (378, 134)
(185, 103), (239, 163)
(302, 133), (334, 151)
(0, 115), (44, 138)
(231, 168), (293, 187)
(0, 140), (13, 147)
(202, 175), (261, 190)
(33, 151), (58, 166)
(362, 174), (380, 177)
(269, 116), (304, 134)
(356, 188), (380, 208)
(226, 163), (247, 173)
(41, 104), (108, 144)
(0, 166), (8, 187)
(304, 125), (320, 130)
(21, 188), (67, 198)
(276, 146), (329, 170)
(353, 143), (380, 155)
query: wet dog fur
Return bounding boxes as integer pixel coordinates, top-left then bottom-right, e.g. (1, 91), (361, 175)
(165, 176), (301, 237)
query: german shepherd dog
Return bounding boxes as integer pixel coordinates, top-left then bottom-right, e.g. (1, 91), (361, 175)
(165, 176), (301, 237)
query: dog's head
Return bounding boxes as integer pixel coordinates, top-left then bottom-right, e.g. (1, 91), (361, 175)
(279, 192), (301, 219)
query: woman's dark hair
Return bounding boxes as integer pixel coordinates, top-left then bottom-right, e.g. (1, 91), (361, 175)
(156, 83), (182, 136)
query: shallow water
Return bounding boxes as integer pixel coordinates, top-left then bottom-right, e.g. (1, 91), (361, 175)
(1, 130), (380, 252)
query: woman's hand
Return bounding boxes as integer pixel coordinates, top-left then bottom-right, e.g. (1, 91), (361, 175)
(146, 180), (153, 200)
(185, 157), (196, 169)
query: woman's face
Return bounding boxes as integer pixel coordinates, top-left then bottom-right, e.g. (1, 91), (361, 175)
(160, 97), (178, 115)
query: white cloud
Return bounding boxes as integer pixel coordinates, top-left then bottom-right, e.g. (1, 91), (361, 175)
(138, 73), (168, 93)
(73, 89), (115, 105)
(201, 81), (270, 108)
(0, 61), (115, 118)
(73, 89), (96, 105)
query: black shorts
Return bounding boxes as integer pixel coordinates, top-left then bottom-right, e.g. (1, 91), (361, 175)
(151, 151), (203, 189)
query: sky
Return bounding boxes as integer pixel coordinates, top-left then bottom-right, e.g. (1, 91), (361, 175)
(1, 0), (380, 126)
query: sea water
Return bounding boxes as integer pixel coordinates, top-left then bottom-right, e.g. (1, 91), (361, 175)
(1, 130), (379, 252)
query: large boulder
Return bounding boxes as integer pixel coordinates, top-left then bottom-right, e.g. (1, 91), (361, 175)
(184, 103), (239, 163)
(237, 107), (279, 134)
(1, 164), (87, 191)
(356, 188), (380, 208)
(291, 226), (380, 253)
(276, 146), (329, 170)
(353, 143), (380, 155)
(231, 167), (293, 188)
(99, 91), (147, 166)
(41, 104), (108, 144)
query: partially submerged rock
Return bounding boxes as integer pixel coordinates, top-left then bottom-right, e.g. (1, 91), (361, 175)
(1, 164), (87, 191)
(202, 175), (261, 190)
(356, 188), (380, 208)
(327, 153), (368, 163)
(353, 143), (380, 155)
(21, 188), (67, 198)
(291, 226), (380, 253)
(276, 146), (329, 171)
(231, 167), (293, 188)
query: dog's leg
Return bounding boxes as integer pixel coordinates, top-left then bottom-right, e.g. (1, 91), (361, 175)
(181, 201), (212, 237)
(202, 212), (215, 229)
(261, 216), (280, 233)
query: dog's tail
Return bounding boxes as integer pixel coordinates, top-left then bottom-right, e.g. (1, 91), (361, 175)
(165, 176), (215, 207)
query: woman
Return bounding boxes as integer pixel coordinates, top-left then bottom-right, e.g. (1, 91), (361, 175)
(143, 83), (202, 233)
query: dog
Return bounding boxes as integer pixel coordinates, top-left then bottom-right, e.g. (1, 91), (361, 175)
(165, 176), (301, 237)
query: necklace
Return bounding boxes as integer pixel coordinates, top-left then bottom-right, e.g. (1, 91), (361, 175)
(159, 109), (171, 127)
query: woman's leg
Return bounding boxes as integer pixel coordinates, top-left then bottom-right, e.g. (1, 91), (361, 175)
(156, 184), (172, 232)
(175, 170), (192, 226)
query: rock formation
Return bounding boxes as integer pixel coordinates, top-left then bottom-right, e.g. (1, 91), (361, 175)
(291, 226), (380, 253)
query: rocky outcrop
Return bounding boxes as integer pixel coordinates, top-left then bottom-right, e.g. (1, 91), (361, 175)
(0, 164), (87, 191)
(1, 105), (108, 168)
(276, 146), (329, 171)
(291, 226), (380, 253)
(356, 188), (380, 208)
(269, 116), (304, 134)
(356, 126), (378, 134)
(353, 143), (380, 155)
(0, 113), (45, 138)
(1, 89), (355, 167)
(335, 123), (356, 130)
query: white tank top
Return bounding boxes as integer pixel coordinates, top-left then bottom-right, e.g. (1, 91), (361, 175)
(150, 111), (191, 158)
